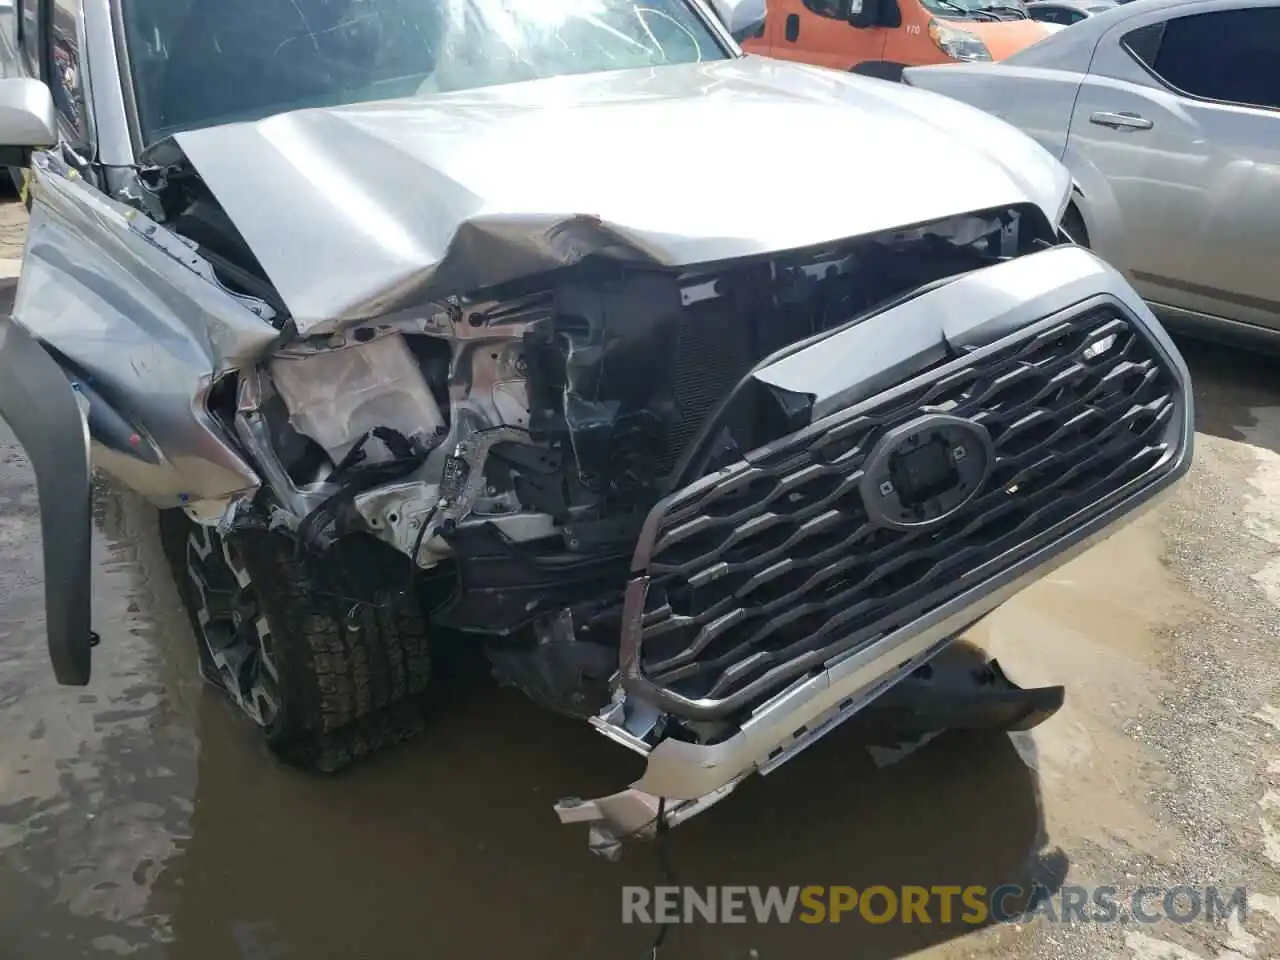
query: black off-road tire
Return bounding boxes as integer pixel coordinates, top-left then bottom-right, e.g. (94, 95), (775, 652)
(159, 509), (434, 773)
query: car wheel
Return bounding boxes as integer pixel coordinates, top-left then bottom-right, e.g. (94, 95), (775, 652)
(159, 508), (434, 771)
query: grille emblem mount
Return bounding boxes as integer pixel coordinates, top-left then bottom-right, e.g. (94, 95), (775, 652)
(861, 414), (994, 531)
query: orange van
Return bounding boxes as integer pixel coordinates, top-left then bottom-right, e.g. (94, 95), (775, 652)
(740, 0), (1051, 79)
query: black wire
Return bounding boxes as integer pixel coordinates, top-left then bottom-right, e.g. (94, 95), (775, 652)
(283, 427), (435, 614)
(647, 797), (676, 960)
(295, 428), (425, 558)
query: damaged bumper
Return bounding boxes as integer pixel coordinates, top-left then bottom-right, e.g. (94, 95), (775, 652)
(556, 248), (1193, 853)
(556, 480), (1170, 857)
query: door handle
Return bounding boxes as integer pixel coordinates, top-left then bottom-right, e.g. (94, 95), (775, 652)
(784, 13), (800, 42)
(1089, 111), (1153, 131)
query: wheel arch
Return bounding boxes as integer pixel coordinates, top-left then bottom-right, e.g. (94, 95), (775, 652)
(1055, 146), (1126, 267)
(851, 60), (909, 82)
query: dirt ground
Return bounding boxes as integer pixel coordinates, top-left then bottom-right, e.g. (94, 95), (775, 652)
(2, 197), (1280, 960)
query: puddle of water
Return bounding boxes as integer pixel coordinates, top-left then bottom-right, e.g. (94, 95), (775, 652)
(0, 425), (1055, 960)
(966, 513), (1194, 859)
(0, 447), (203, 952)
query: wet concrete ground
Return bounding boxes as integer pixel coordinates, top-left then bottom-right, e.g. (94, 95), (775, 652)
(3, 199), (1280, 960)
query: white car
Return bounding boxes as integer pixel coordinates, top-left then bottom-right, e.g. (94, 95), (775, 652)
(904, 0), (1280, 348)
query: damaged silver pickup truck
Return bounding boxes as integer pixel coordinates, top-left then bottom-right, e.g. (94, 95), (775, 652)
(0, 0), (1191, 854)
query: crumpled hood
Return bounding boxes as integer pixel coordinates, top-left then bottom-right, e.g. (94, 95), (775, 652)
(169, 56), (1070, 337)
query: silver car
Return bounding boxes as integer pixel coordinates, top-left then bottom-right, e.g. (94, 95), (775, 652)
(904, 0), (1280, 349)
(0, 0), (1191, 854)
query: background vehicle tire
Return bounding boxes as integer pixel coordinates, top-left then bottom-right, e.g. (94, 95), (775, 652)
(1060, 203), (1089, 248)
(4, 166), (32, 210)
(159, 508), (434, 772)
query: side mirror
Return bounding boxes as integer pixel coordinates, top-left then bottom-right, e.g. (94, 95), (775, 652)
(0, 78), (57, 168)
(707, 0), (767, 37)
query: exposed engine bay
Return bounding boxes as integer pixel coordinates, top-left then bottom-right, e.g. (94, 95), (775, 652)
(135, 155), (1059, 729)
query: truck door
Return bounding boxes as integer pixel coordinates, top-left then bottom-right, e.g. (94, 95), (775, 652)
(770, 0), (887, 72)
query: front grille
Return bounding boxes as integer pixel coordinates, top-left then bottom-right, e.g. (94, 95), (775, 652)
(627, 304), (1184, 719)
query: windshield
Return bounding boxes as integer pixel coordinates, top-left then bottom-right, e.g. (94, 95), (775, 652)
(121, 0), (728, 145)
(920, 0), (1028, 17)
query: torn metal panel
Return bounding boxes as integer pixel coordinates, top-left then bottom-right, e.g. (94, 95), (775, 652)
(13, 153), (274, 504)
(167, 56), (1072, 335)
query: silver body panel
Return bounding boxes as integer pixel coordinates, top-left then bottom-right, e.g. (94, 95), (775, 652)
(169, 56), (1071, 335)
(18, 152), (275, 505)
(0, 74), (55, 148)
(904, 0), (1280, 343)
(80, 0), (135, 168)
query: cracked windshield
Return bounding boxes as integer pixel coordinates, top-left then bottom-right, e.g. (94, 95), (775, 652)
(121, 0), (726, 142)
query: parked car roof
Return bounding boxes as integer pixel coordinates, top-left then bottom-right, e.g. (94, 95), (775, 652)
(1028, 0), (1118, 12)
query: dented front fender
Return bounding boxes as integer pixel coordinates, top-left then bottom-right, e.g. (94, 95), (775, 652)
(17, 152), (270, 508)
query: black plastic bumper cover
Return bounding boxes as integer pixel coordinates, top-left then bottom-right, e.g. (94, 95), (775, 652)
(854, 658), (1065, 737)
(0, 317), (94, 685)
